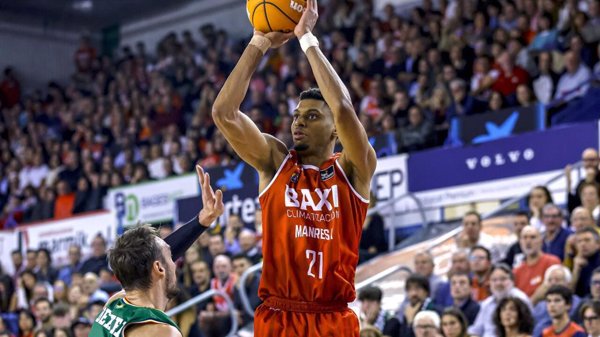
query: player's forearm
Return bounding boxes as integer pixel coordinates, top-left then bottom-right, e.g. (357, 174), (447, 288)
(304, 46), (353, 115)
(212, 45), (263, 119)
(164, 215), (209, 261)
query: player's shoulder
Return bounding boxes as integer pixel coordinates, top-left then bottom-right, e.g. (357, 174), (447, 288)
(261, 133), (288, 170)
(126, 322), (181, 337)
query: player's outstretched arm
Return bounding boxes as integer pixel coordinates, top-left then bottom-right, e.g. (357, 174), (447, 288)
(212, 31), (292, 173)
(294, 0), (376, 192)
(164, 165), (224, 261)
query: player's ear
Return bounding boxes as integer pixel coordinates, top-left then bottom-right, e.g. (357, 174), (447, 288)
(153, 261), (165, 275)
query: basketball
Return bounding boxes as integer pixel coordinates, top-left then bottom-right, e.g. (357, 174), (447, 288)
(247, 0), (307, 33)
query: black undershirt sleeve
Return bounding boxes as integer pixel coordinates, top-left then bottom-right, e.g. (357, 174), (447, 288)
(164, 215), (208, 261)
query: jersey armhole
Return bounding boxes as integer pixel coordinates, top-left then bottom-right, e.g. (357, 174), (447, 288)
(334, 159), (370, 204)
(123, 320), (180, 337)
(258, 153), (291, 199)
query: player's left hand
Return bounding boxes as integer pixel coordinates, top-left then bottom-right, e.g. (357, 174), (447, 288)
(294, 0), (319, 38)
(196, 165), (224, 227)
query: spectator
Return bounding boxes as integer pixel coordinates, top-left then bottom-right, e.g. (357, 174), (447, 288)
(52, 281), (68, 305)
(493, 297), (534, 337)
(11, 249), (25, 280)
(0, 263), (13, 313)
(471, 246), (493, 302)
(457, 211), (501, 261)
(359, 195), (387, 263)
(237, 229), (261, 265)
(448, 272), (480, 325)
(25, 250), (37, 271)
(17, 309), (35, 337)
(580, 301), (600, 337)
(554, 50), (592, 103)
(542, 285), (586, 337)
(469, 264), (532, 337)
(490, 50), (530, 100)
(399, 106), (435, 152)
(528, 186), (554, 233)
(11, 270), (38, 311)
(414, 252), (443, 298)
(529, 12), (559, 51)
(446, 79), (484, 119)
(516, 84), (536, 107)
(541, 204), (572, 261)
(533, 52), (560, 105)
(532, 265), (582, 337)
(440, 308), (469, 337)
(79, 234), (108, 275)
(232, 254), (261, 331)
(188, 260), (211, 312)
(206, 234), (226, 268)
(393, 274), (440, 337)
(434, 250), (471, 307)
(572, 227), (600, 297)
(57, 245), (82, 287)
(53, 181), (75, 220)
(200, 254), (235, 337)
(488, 91), (506, 112)
(566, 148), (600, 213)
(0, 67), (20, 108)
(81, 273), (108, 303)
(578, 183), (600, 222)
(413, 311), (441, 337)
(70, 317), (91, 337)
(33, 298), (52, 331)
(357, 286), (393, 333)
(165, 290), (199, 337)
(73, 36), (96, 74)
(513, 226), (561, 297)
(34, 249), (58, 285)
(502, 211), (529, 268)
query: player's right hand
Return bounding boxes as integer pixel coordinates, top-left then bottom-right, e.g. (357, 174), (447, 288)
(196, 165), (224, 227)
(254, 30), (293, 49)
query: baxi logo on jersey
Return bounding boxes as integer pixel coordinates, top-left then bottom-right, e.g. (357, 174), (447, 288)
(284, 185), (339, 212)
(285, 185), (340, 240)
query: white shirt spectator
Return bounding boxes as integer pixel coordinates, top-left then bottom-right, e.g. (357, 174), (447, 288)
(533, 75), (555, 105)
(554, 64), (592, 102)
(468, 287), (532, 337)
(148, 158), (166, 179)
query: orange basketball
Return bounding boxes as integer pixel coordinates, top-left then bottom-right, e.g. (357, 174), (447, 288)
(247, 0), (307, 33)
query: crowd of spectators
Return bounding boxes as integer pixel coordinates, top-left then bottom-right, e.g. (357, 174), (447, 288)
(356, 147), (600, 337)
(1, 0), (600, 336)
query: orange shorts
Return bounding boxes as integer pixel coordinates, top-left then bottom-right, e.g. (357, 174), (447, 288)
(253, 297), (359, 337)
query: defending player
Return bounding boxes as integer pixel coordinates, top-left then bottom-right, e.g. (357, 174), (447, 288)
(211, 0), (377, 335)
(89, 166), (224, 337)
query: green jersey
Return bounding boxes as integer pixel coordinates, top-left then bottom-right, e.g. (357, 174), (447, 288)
(89, 298), (180, 337)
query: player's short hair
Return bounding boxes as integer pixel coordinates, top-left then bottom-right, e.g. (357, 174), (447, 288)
(108, 225), (165, 291)
(405, 274), (430, 295)
(299, 88), (325, 102)
(358, 286), (383, 302)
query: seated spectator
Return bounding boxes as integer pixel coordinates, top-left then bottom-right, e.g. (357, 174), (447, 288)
(188, 260), (211, 312)
(34, 249), (58, 285)
(541, 204), (572, 261)
(554, 50), (592, 103)
(238, 229), (261, 264)
(81, 273), (108, 303)
(446, 79), (484, 119)
(492, 297), (534, 337)
(165, 289), (199, 337)
(529, 12), (559, 51)
(448, 272), (480, 325)
(440, 308), (469, 337)
(532, 265), (582, 337)
(414, 252), (443, 298)
(513, 226), (561, 297)
(33, 298), (52, 331)
(11, 249), (25, 280)
(542, 285), (586, 337)
(11, 270), (38, 311)
(572, 227), (600, 297)
(399, 106), (435, 152)
(502, 211), (529, 268)
(470, 246), (493, 302)
(79, 234), (109, 275)
(51, 303), (71, 330)
(566, 148), (600, 213)
(533, 52), (560, 105)
(357, 286), (394, 333)
(206, 233), (227, 268)
(490, 50), (530, 100)
(199, 254), (235, 337)
(70, 317), (91, 337)
(413, 311), (441, 337)
(528, 186), (554, 233)
(578, 183), (600, 222)
(580, 301), (600, 337)
(516, 84), (536, 107)
(487, 91), (506, 112)
(17, 309), (35, 337)
(392, 274), (441, 337)
(232, 254), (260, 330)
(469, 264), (532, 337)
(434, 250), (471, 307)
(359, 195), (387, 263)
(57, 245), (82, 286)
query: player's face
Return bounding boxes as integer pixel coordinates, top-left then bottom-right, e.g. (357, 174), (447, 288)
(159, 240), (179, 300)
(291, 99), (335, 153)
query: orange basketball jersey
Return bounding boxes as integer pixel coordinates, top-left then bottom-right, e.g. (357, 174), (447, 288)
(258, 150), (369, 303)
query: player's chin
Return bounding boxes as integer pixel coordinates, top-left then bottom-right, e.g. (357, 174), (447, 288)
(293, 142), (309, 152)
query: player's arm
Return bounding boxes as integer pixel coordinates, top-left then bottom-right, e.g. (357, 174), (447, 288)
(164, 165), (223, 261)
(126, 323), (182, 337)
(211, 31), (292, 173)
(295, 0), (376, 194)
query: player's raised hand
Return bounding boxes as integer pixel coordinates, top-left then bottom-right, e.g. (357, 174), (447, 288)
(196, 165), (224, 227)
(254, 30), (294, 49)
(294, 0), (318, 38)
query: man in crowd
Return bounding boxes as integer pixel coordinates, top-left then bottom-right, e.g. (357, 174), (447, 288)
(542, 204), (572, 261)
(572, 227), (600, 297)
(502, 211), (529, 268)
(414, 252), (443, 298)
(471, 246), (493, 301)
(449, 271), (480, 324)
(542, 285), (586, 337)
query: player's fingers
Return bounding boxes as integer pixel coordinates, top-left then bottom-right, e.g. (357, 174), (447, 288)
(214, 189), (223, 208)
(203, 173), (214, 200)
(196, 165), (205, 185)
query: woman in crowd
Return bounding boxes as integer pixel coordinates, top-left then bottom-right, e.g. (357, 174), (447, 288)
(493, 297), (534, 337)
(527, 186), (554, 232)
(441, 308), (470, 337)
(580, 300), (600, 337)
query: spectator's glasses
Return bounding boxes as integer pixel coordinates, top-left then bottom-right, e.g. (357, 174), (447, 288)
(584, 315), (600, 322)
(543, 214), (562, 219)
(592, 280), (600, 286)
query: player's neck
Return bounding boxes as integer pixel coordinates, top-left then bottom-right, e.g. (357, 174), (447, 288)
(296, 151), (333, 168)
(125, 288), (169, 311)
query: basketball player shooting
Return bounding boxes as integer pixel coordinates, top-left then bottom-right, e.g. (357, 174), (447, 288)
(211, 0), (377, 335)
(89, 166), (224, 337)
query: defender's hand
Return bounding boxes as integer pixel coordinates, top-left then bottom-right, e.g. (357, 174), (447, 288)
(254, 30), (294, 49)
(294, 0), (319, 38)
(196, 165), (224, 227)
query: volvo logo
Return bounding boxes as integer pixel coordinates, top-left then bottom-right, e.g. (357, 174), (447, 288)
(465, 148), (535, 170)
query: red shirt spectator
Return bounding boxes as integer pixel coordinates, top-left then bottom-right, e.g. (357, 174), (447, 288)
(74, 36), (97, 73)
(514, 253), (560, 297)
(491, 51), (529, 97)
(54, 181), (75, 220)
(0, 67), (21, 108)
